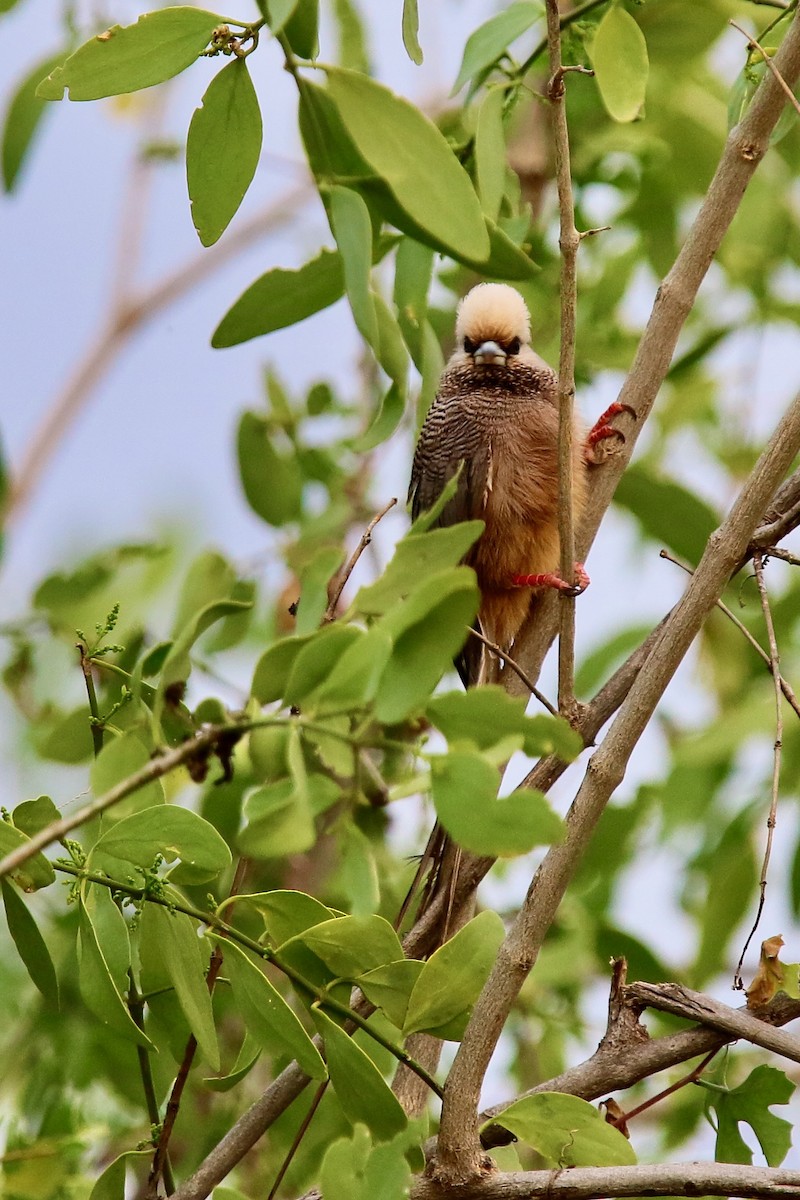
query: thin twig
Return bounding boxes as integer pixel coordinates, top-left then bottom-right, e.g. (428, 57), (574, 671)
(130, 980), (176, 1195)
(545, 1), (581, 719)
(147, 857), (250, 1197)
(734, 551), (784, 989)
(467, 627), (558, 716)
(762, 544), (800, 566)
(266, 1080), (328, 1200)
(731, 19), (800, 116)
(659, 549), (800, 720)
(77, 642), (104, 758)
(607, 1048), (719, 1130)
(325, 497), (398, 620)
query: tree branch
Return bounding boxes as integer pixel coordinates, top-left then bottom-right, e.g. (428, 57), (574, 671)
(625, 980), (800, 1066)
(434, 387), (800, 1184)
(545, 0), (581, 716)
(411, 1162), (800, 1199)
(510, 7), (800, 689)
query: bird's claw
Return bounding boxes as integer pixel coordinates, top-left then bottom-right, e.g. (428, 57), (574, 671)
(512, 562), (590, 595)
(585, 402), (637, 461)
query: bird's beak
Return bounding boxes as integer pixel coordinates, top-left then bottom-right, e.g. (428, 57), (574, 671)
(472, 340), (506, 365)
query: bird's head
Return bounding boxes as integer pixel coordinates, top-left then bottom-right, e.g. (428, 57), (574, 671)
(454, 283), (533, 368)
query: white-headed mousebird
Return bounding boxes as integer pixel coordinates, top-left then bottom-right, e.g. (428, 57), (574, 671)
(398, 285), (633, 933)
(408, 283), (633, 688)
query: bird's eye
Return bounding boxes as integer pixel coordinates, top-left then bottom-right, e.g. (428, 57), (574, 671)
(507, 337), (521, 356)
(463, 337), (476, 354)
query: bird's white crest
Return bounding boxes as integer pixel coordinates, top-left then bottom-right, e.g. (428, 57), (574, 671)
(455, 283), (531, 347)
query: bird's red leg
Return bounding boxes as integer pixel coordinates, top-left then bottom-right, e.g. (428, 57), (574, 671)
(512, 562), (590, 596)
(585, 402), (636, 463)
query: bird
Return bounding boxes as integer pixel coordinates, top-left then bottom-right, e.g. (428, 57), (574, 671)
(408, 282), (631, 687)
(398, 284), (632, 935)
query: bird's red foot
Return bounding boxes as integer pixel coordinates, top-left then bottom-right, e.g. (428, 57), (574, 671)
(512, 562), (590, 596)
(585, 402), (636, 463)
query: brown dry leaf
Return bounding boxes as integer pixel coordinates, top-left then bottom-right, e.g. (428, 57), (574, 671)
(746, 934), (786, 1008)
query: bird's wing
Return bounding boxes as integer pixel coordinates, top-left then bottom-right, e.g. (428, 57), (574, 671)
(408, 397), (492, 527)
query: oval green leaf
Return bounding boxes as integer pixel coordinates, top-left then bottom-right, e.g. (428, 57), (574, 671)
(2, 878), (59, 1006)
(432, 751), (564, 856)
(237, 411), (304, 526)
(452, 2), (542, 94)
(213, 248), (344, 348)
(324, 68), (489, 262)
(312, 1008), (408, 1140)
(404, 910), (504, 1036)
(591, 4), (649, 123)
(91, 805), (231, 878)
(187, 58), (263, 247)
(38, 8), (223, 102)
(222, 938), (327, 1080)
(293, 915), (404, 978)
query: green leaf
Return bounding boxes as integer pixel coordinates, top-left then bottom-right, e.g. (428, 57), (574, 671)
(613, 463), (719, 564)
(145, 906), (219, 1070)
(373, 293), (410, 397)
(239, 778), (316, 858)
(329, 186), (378, 345)
(402, 0), (423, 65)
(89, 1151), (151, 1200)
(265, 0), (300, 35)
(202, 1035), (261, 1091)
(38, 8), (222, 102)
(251, 634), (314, 703)
(710, 1065), (793, 1166)
(187, 59), (262, 247)
(285, 624), (361, 704)
(12, 795), (60, 837)
(452, 2), (543, 94)
(245, 889), (335, 944)
(394, 238), (434, 367)
(373, 569), (480, 723)
(428, 688), (582, 760)
(292, 915), (404, 978)
(284, 0), (319, 59)
(34, 706), (95, 764)
(486, 1093), (636, 1166)
(294, 545), (343, 635)
(77, 898), (152, 1048)
(222, 938), (327, 1080)
(90, 733), (165, 820)
(91, 806), (231, 880)
(432, 751), (564, 856)
(2, 879), (59, 1006)
(324, 68), (489, 262)
(237, 411), (305, 526)
(321, 1124), (416, 1200)
(0, 821), (55, 892)
(357, 960), (424, 1028)
(312, 1008), (407, 1139)
(312, 627), (394, 710)
(213, 249), (344, 348)
(356, 382), (407, 452)
(356, 524), (483, 616)
(404, 911), (504, 1037)
(159, 596), (252, 696)
(2, 52), (67, 191)
(474, 88), (506, 222)
(590, 5), (649, 123)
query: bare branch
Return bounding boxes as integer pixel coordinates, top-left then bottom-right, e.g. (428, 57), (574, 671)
(411, 1162), (800, 1199)
(435, 388), (800, 1184)
(324, 497), (398, 620)
(734, 553), (785, 986)
(545, 0), (580, 717)
(659, 548), (800, 721)
(626, 980), (800, 1066)
(467, 627), (558, 716)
